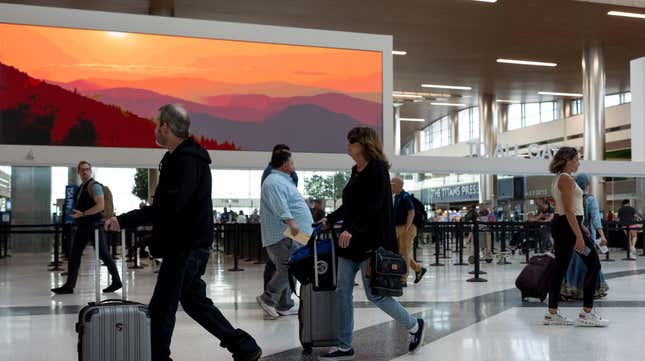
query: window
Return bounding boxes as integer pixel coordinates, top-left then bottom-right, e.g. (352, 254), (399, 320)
(457, 107), (479, 142)
(623, 92), (632, 103)
(524, 103), (540, 127)
(540, 101), (555, 123)
(458, 109), (471, 142)
(506, 101), (557, 130)
(605, 94), (621, 107)
(571, 99), (582, 115)
(508, 104), (522, 130)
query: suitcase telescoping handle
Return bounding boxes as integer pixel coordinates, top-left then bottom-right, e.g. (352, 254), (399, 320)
(310, 223), (338, 289)
(93, 227), (128, 303)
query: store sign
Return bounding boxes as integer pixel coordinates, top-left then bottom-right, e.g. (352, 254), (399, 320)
(467, 142), (558, 160)
(429, 183), (479, 203)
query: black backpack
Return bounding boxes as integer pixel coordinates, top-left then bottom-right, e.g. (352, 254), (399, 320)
(409, 195), (427, 228)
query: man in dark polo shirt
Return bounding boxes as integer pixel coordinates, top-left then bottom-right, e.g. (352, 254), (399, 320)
(391, 176), (427, 285)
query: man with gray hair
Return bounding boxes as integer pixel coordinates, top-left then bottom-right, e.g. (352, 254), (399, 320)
(105, 104), (262, 361)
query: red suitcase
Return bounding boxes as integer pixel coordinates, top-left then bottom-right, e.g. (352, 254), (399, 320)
(515, 254), (556, 301)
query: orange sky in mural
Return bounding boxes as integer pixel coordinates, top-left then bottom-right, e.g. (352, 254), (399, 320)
(0, 23), (382, 102)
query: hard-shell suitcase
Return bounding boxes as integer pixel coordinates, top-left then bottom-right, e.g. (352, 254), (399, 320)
(515, 254), (556, 301)
(295, 226), (339, 354)
(298, 283), (340, 354)
(76, 229), (151, 361)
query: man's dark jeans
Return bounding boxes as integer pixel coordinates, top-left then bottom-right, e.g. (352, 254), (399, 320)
(150, 247), (254, 361)
(65, 222), (120, 288)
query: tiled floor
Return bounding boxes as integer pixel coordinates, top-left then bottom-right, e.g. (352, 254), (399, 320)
(0, 247), (643, 361)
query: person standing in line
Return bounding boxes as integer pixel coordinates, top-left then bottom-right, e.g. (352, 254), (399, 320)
(319, 127), (425, 360)
(543, 147), (609, 327)
(105, 104), (262, 361)
(391, 176), (427, 285)
(617, 199), (640, 260)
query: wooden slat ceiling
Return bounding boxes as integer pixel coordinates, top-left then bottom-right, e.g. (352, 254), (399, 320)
(5, 0), (645, 143)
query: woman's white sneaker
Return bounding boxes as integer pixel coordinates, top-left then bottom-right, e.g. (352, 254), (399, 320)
(577, 311), (610, 327)
(543, 310), (574, 325)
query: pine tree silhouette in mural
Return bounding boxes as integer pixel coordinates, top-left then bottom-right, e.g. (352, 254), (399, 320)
(63, 117), (97, 146)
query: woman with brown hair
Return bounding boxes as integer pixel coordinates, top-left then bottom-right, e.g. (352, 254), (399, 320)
(544, 146), (609, 327)
(320, 127), (425, 360)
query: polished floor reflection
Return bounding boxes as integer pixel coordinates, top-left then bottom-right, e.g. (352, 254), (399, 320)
(0, 249), (643, 361)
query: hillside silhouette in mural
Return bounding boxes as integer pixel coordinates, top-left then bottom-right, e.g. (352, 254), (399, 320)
(0, 63), (237, 150)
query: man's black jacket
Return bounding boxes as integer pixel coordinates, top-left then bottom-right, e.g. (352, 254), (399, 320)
(118, 138), (214, 257)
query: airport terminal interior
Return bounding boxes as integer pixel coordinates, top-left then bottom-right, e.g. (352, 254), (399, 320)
(2, 0), (645, 360)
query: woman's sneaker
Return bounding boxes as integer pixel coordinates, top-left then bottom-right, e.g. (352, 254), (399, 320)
(318, 347), (355, 360)
(576, 311), (610, 327)
(543, 310), (574, 325)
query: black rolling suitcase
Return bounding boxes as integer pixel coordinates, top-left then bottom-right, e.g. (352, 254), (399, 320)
(76, 229), (151, 361)
(289, 226), (339, 354)
(515, 254), (556, 301)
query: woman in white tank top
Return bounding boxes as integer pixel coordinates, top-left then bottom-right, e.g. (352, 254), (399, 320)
(543, 147), (609, 327)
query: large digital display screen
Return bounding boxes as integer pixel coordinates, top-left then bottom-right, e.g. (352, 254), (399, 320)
(0, 23), (383, 153)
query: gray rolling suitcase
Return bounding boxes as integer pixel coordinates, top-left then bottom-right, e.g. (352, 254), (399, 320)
(76, 229), (151, 361)
(298, 231), (339, 354)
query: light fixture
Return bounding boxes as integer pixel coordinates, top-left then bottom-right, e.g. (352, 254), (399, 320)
(393, 93), (423, 99)
(399, 117), (426, 122)
(421, 84), (472, 90)
(392, 50), (407, 55)
(538, 91), (583, 97)
(431, 102), (467, 107)
(474, 0), (498, 3)
(496, 99), (518, 103)
(496, 58), (557, 67)
(608, 10), (645, 19)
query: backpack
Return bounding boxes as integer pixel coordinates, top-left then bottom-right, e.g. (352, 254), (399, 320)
(409, 195), (427, 228)
(87, 180), (115, 220)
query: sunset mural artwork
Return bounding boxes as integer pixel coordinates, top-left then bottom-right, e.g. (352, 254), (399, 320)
(0, 23), (383, 152)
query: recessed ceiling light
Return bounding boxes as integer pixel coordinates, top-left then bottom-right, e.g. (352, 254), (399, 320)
(538, 91), (582, 97)
(496, 99), (518, 103)
(393, 93), (423, 99)
(608, 10), (645, 19)
(474, 0), (497, 3)
(497, 58), (557, 67)
(399, 118), (426, 122)
(422, 84), (472, 91)
(431, 102), (467, 107)
(392, 50), (407, 55)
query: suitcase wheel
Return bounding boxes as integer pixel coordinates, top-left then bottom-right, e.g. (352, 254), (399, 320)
(302, 343), (313, 355)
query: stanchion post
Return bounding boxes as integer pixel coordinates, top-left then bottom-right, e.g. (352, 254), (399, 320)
(129, 230), (145, 269)
(454, 222), (468, 266)
(430, 223), (444, 267)
(228, 223), (244, 271)
(49, 224), (62, 271)
(468, 219), (487, 282)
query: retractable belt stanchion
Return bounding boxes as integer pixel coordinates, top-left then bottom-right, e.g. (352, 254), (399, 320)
(228, 223), (244, 272)
(467, 219), (487, 282)
(454, 222), (468, 266)
(129, 230), (144, 270)
(441, 223), (450, 259)
(498, 223), (511, 265)
(430, 223), (444, 267)
(49, 224), (63, 271)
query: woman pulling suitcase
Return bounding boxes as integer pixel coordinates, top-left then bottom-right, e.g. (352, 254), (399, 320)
(544, 147), (609, 327)
(319, 127), (425, 360)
